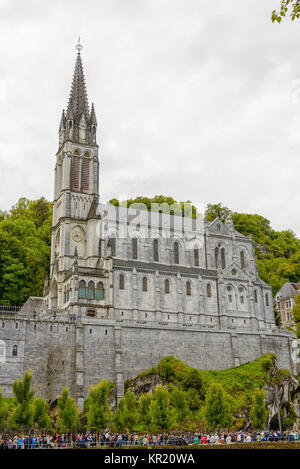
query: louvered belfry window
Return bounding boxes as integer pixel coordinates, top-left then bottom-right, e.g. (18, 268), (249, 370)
(82, 158), (89, 191)
(72, 156), (80, 190)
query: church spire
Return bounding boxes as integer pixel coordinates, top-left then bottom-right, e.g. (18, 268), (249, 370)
(61, 39), (97, 145)
(66, 39), (90, 123)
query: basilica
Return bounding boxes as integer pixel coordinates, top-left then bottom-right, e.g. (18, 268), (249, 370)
(0, 44), (297, 408)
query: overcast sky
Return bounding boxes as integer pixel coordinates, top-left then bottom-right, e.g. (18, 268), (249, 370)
(0, 0), (299, 236)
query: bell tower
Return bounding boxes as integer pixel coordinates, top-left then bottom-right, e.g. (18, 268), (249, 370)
(48, 40), (101, 310)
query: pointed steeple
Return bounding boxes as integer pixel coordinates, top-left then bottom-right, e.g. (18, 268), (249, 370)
(58, 39), (98, 145)
(66, 43), (90, 123)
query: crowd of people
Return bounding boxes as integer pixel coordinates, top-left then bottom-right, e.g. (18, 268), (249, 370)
(0, 430), (299, 449)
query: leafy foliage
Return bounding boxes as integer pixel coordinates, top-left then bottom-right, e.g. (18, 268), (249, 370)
(9, 370), (35, 431)
(86, 380), (114, 432)
(0, 387), (7, 429)
(57, 387), (80, 434)
(114, 391), (139, 431)
(291, 293), (300, 338)
(149, 385), (175, 430)
(272, 1), (300, 22)
(250, 390), (268, 429)
(204, 383), (233, 430)
(0, 197), (52, 305)
(33, 397), (53, 432)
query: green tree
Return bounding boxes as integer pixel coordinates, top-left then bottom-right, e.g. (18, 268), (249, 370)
(204, 383), (233, 431)
(137, 393), (153, 430)
(185, 388), (202, 411)
(0, 197), (52, 305)
(272, 1), (300, 22)
(250, 390), (268, 429)
(291, 293), (300, 338)
(87, 380), (114, 434)
(0, 387), (7, 429)
(206, 203), (232, 223)
(171, 389), (190, 428)
(9, 370), (35, 432)
(182, 368), (205, 399)
(33, 397), (52, 432)
(114, 391), (139, 431)
(57, 387), (80, 436)
(150, 385), (175, 431)
(274, 306), (282, 328)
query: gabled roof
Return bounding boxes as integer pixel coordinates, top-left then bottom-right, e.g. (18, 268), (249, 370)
(276, 282), (300, 300)
(207, 217), (231, 235)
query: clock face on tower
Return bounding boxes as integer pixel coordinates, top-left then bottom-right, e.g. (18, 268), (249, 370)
(72, 230), (83, 242)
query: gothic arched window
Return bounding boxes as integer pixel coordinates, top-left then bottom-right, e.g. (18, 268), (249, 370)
(265, 293), (269, 307)
(142, 277), (148, 292)
(95, 282), (104, 300)
(108, 237), (116, 257)
(254, 290), (258, 303)
(174, 242), (179, 264)
(240, 251), (245, 270)
(194, 248), (199, 267)
(87, 281), (95, 300)
(207, 283), (212, 298)
(186, 281), (191, 296)
(221, 248), (226, 269)
(215, 247), (219, 269)
(119, 274), (125, 290)
(81, 157), (89, 192)
(165, 279), (170, 294)
(12, 345), (18, 357)
(132, 238), (137, 260)
(78, 280), (86, 299)
(154, 239), (159, 262)
(71, 155), (80, 191)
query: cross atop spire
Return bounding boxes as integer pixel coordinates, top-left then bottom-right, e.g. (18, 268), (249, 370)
(76, 36), (83, 53)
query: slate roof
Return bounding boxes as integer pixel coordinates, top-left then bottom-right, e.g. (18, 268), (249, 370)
(276, 282), (300, 300)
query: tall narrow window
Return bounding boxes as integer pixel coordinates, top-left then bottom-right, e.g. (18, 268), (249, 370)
(265, 293), (269, 307)
(142, 277), (148, 292)
(72, 156), (80, 191)
(12, 345), (18, 357)
(240, 251), (245, 270)
(81, 158), (89, 192)
(95, 282), (104, 300)
(186, 281), (191, 296)
(207, 283), (211, 298)
(254, 290), (258, 303)
(221, 248), (226, 269)
(215, 247), (219, 269)
(154, 239), (159, 262)
(87, 281), (95, 300)
(108, 238), (116, 257)
(119, 274), (125, 290)
(174, 242), (179, 264)
(194, 248), (199, 267)
(78, 280), (86, 299)
(165, 279), (170, 294)
(132, 238), (137, 259)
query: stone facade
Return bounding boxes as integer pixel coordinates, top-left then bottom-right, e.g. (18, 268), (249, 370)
(0, 45), (298, 409)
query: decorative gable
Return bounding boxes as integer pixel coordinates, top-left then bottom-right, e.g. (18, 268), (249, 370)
(208, 217), (231, 235)
(222, 262), (249, 281)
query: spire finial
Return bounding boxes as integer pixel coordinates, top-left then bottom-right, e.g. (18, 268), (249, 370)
(76, 36), (83, 53)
